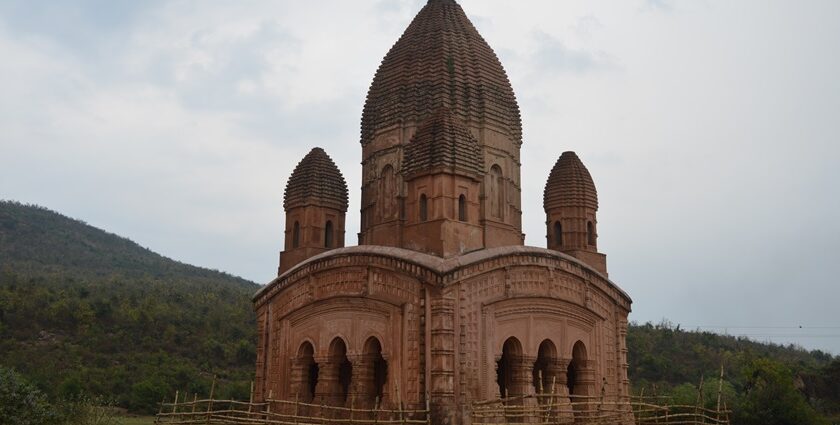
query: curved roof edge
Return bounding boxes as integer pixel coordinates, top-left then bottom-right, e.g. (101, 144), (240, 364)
(254, 245), (631, 306)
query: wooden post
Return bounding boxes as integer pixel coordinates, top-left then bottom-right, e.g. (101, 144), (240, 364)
(426, 395), (431, 425)
(396, 383), (405, 425)
(350, 395), (355, 425)
(173, 390), (179, 414)
(294, 392), (300, 425)
(206, 374), (217, 424)
(191, 393), (198, 420)
(716, 364), (725, 423)
(374, 396), (380, 425)
(249, 381), (255, 416)
(544, 376), (556, 423)
(266, 389), (273, 422)
(695, 375), (704, 424)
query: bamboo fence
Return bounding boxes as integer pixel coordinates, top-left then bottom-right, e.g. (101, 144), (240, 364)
(156, 375), (730, 425)
(155, 377), (429, 425)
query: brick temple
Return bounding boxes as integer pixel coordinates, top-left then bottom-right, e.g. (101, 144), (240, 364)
(253, 1), (632, 424)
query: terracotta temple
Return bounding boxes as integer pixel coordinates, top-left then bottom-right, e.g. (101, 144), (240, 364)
(253, 1), (632, 423)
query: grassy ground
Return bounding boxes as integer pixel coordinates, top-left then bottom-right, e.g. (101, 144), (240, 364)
(117, 416), (156, 425)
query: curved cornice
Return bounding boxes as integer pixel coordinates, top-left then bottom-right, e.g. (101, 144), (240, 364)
(254, 245), (632, 310)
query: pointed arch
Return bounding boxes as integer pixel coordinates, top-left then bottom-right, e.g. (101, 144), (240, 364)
(364, 337), (388, 402)
(497, 337), (523, 398)
(587, 221), (596, 246)
(567, 341), (588, 397)
(292, 221), (301, 248)
(419, 194), (428, 221)
(325, 220), (334, 248)
(458, 194), (467, 221)
(295, 341), (318, 402)
(327, 337), (352, 404)
(533, 339), (558, 394)
(553, 221), (563, 247)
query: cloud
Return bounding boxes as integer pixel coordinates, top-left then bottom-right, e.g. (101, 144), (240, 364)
(531, 31), (617, 75)
(2, 0), (840, 355)
(643, 0), (674, 12)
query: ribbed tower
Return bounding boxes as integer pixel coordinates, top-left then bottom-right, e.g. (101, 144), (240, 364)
(543, 151), (607, 275)
(279, 147), (348, 274)
(359, 0), (524, 252)
(401, 108), (484, 257)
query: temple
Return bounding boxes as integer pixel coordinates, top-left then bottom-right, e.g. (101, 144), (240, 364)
(253, 1), (632, 424)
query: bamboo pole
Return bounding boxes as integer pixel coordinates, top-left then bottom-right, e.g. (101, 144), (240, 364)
(396, 382), (405, 425)
(266, 390), (273, 424)
(716, 364), (724, 423)
(207, 375), (217, 425)
(425, 395), (431, 425)
(294, 392), (299, 425)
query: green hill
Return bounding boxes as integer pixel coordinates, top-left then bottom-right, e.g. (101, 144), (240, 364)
(627, 322), (839, 423)
(0, 201), (259, 413)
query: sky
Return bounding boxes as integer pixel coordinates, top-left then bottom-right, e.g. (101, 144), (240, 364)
(1, 0), (839, 354)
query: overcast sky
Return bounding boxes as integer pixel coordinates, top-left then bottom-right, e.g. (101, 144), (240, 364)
(2, 0), (839, 354)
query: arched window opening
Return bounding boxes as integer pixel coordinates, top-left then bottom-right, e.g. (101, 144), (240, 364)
(532, 339), (557, 395)
(553, 221), (563, 247)
(567, 341), (587, 398)
(458, 194), (467, 221)
(490, 165), (504, 219)
(296, 342), (318, 403)
(419, 194), (428, 222)
(325, 221), (334, 248)
(497, 337), (523, 398)
(328, 338), (352, 405)
(292, 221), (301, 248)
(587, 221), (596, 246)
(364, 337), (388, 403)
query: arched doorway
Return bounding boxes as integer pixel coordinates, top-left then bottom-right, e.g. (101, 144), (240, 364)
(294, 342), (319, 402)
(533, 339), (558, 395)
(497, 337), (524, 398)
(365, 337), (388, 403)
(317, 337), (352, 406)
(567, 341), (587, 398)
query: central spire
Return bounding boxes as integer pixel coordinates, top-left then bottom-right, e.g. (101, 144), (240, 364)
(358, 0), (525, 253)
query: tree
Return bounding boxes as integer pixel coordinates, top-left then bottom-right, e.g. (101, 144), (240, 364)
(0, 367), (57, 425)
(735, 359), (828, 425)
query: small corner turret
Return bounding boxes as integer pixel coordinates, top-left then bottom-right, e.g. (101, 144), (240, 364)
(543, 151), (608, 276)
(278, 147), (348, 275)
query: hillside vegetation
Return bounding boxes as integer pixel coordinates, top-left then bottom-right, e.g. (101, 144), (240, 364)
(628, 321), (839, 424)
(1, 200), (838, 423)
(0, 201), (259, 413)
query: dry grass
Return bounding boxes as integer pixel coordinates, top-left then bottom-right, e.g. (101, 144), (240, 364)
(117, 416), (156, 425)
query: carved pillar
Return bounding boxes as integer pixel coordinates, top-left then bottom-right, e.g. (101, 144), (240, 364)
(348, 354), (376, 408)
(430, 297), (455, 425)
(512, 355), (536, 397)
(290, 357), (313, 401)
(314, 357), (342, 406)
(546, 359), (574, 423)
(514, 355), (538, 423)
(577, 361), (597, 397)
(546, 359), (570, 397)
